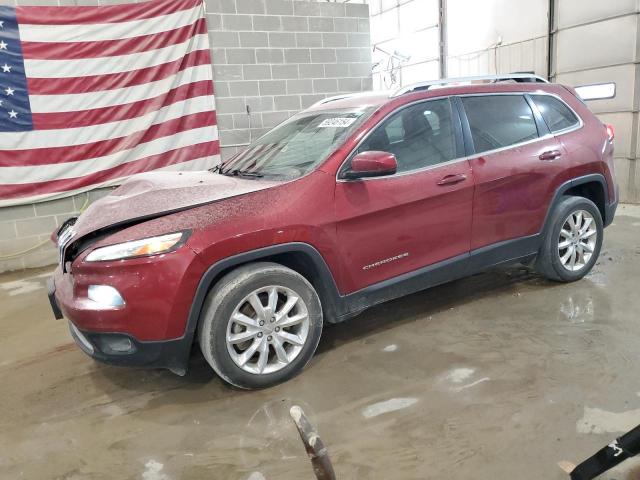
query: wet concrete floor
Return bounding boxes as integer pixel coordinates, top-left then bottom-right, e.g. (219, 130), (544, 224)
(2, 205), (640, 480)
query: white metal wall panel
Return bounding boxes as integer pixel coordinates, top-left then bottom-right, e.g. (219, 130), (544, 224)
(614, 158), (632, 199)
(557, 0), (637, 29)
(447, 0), (547, 57)
(447, 50), (492, 77)
(400, 60), (440, 85)
(447, 36), (547, 78)
(636, 110), (640, 161)
(370, 0), (441, 88)
(597, 112), (635, 158)
(497, 37), (548, 76)
(399, 0), (439, 32)
(555, 64), (637, 114)
(556, 15), (638, 73)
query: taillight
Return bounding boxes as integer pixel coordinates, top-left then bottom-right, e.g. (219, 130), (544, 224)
(605, 124), (615, 142)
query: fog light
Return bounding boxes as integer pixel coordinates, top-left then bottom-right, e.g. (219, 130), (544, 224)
(96, 335), (137, 355)
(88, 285), (125, 307)
(105, 337), (134, 353)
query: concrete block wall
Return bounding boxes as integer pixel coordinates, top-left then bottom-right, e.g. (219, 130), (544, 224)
(0, 188), (114, 273)
(205, 0), (372, 160)
(0, 0), (372, 273)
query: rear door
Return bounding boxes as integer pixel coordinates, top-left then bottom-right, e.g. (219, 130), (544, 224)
(460, 93), (567, 250)
(334, 97), (474, 292)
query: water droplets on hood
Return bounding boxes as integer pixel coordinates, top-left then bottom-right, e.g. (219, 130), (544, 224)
(71, 171), (284, 239)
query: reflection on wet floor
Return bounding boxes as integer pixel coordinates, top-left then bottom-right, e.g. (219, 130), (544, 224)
(1, 208), (640, 479)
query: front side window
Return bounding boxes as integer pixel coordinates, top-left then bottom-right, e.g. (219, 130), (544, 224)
(221, 107), (374, 179)
(531, 94), (579, 133)
(356, 98), (457, 173)
(461, 95), (539, 154)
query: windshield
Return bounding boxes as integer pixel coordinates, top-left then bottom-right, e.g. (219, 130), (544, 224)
(220, 107), (375, 179)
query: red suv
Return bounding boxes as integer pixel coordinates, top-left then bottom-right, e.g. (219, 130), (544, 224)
(48, 74), (617, 389)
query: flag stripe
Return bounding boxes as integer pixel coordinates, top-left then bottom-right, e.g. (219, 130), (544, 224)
(0, 141), (219, 200)
(26, 49), (211, 95)
(21, 17), (207, 60)
(0, 96), (214, 150)
(17, 2), (201, 39)
(0, 156), (214, 207)
(32, 80), (213, 129)
(16, 0), (200, 25)
(23, 33), (208, 78)
(1, 0), (220, 207)
(3, 125), (217, 183)
(0, 111), (216, 167)
(29, 64), (212, 113)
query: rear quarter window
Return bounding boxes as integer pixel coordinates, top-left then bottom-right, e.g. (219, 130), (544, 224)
(531, 94), (580, 133)
(461, 95), (539, 154)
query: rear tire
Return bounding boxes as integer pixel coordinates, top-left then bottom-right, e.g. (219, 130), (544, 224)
(536, 196), (603, 282)
(198, 262), (323, 389)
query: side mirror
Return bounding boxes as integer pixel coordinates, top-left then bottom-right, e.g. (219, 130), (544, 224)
(343, 151), (397, 180)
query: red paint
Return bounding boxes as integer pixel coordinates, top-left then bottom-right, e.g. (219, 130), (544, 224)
(349, 150), (398, 176)
(468, 135), (568, 249)
(334, 161), (474, 291)
(52, 82), (617, 342)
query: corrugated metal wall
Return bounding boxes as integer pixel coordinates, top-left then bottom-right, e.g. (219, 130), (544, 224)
(369, 0), (441, 90)
(447, 0), (549, 77)
(369, 0), (639, 203)
(553, 0), (639, 203)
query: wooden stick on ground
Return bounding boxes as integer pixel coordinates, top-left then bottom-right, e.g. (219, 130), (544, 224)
(290, 405), (337, 480)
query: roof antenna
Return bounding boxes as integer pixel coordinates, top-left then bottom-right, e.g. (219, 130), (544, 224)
(246, 104), (252, 143)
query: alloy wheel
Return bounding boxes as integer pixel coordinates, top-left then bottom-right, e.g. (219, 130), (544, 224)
(226, 285), (310, 375)
(557, 209), (598, 272)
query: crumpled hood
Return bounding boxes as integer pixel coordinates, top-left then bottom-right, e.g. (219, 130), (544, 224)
(71, 171), (283, 238)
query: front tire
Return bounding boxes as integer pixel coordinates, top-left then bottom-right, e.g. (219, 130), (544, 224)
(198, 262), (323, 389)
(536, 196), (603, 282)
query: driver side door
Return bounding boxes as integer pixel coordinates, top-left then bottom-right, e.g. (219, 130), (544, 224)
(334, 97), (474, 293)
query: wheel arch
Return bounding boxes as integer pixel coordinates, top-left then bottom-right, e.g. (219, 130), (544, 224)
(543, 174), (610, 236)
(562, 178), (607, 224)
(183, 243), (342, 349)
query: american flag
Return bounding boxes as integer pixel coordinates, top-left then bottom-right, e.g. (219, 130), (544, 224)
(0, 0), (219, 207)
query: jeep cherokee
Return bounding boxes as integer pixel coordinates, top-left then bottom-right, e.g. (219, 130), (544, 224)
(48, 74), (618, 389)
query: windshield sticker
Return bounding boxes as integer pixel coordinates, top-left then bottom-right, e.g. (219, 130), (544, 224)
(318, 117), (356, 128)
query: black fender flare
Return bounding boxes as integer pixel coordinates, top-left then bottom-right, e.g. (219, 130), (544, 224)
(182, 242), (344, 346)
(541, 173), (611, 237)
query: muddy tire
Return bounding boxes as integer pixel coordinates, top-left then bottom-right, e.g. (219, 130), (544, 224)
(536, 196), (603, 282)
(197, 262), (323, 389)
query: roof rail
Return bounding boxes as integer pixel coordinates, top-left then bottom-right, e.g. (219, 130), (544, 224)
(309, 93), (361, 108)
(309, 91), (390, 108)
(391, 73), (549, 97)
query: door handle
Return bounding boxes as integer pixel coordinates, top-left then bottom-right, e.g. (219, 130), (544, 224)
(437, 173), (467, 186)
(539, 150), (562, 161)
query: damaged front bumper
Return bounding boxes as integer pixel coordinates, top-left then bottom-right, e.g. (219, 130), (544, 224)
(46, 251), (204, 375)
(66, 320), (191, 375)
(49, 275), (191, 374)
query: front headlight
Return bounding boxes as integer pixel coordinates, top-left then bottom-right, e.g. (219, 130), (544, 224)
(85, 231), (189, 262)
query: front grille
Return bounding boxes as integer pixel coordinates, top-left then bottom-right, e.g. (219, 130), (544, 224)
(56, 217), (78, 270)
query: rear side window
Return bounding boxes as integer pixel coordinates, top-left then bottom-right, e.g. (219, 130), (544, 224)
(461, 95), (538, 154)
(531, 94), (580, 133)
